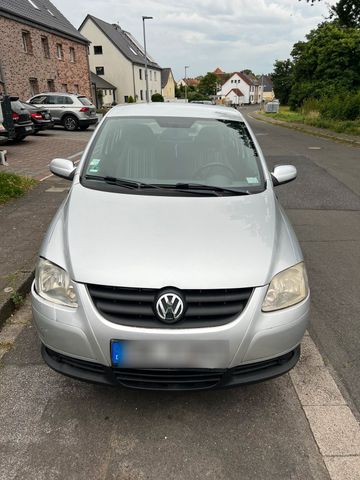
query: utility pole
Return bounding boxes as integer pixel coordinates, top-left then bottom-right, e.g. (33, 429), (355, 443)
(142, 16), (153, 103)
(184, 65), (189, 102)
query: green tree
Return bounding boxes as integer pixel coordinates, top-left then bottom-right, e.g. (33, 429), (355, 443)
(300, 0), (360, 28)
(289, 21), (360, 108)
(271, 59), (294, 105)
(198, 72), (218, 97)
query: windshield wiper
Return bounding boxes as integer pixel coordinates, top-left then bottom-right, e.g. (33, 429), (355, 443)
(173, 183), (251, 196)
(84, 175), (162, 190)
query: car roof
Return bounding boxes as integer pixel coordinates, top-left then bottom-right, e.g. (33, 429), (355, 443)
(107, 103), (245, 121)
(33, 92), (84, 97)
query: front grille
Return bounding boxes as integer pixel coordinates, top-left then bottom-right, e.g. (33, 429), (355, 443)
(87, 285), (253, 328)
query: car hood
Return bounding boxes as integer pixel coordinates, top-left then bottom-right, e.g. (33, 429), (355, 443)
(44, 184), (301, 289)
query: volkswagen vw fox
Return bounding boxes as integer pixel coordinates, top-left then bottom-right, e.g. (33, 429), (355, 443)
(31, 103), (310, 390)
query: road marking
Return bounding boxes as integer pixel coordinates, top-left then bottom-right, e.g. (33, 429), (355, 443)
(255, 133), (269, 136)
(290, 334), (360, 479)
(309, 147), (322, 150)
(39, 151), (83, 182)
(45, 187), (70, 193)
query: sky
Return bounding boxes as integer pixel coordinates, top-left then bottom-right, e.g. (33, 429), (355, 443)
(51, 0), (337, 80)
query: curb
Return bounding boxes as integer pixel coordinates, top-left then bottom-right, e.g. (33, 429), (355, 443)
(0, 269), (34, 330)
(249, 112), (360, 147)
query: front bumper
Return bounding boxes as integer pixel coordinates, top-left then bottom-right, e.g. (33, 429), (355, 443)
(32, 281), (309, 388)
(42, 344), (300, 390)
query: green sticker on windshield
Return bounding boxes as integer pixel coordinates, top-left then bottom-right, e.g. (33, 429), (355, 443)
(246, 177), (259, 184)
(89, 158), (101, 173)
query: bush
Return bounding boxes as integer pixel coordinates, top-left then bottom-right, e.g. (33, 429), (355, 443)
(151, 93), (164, 102)
(0, 172), (37, 204)
(319, 92), (360, 121)
(127, 96), (135, 103)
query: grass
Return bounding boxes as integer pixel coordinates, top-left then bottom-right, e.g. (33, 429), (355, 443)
(260, 106), (360, 136)
(0, 171), (38, 205)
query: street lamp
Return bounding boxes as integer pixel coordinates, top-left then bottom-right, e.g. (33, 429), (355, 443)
(142, 16), (153, 103)
(184, 65), (189, 102)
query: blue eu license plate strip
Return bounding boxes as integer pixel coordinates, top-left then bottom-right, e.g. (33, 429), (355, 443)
(111, 340), (127, 366)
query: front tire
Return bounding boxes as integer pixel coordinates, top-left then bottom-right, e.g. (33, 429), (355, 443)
(63, 115), (79, 131)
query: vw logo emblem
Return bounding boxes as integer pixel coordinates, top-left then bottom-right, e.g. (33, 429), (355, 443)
(155, 291), (185, 324)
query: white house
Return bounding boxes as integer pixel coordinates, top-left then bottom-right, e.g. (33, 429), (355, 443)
(217, 72), (262, 104)
(225, 88), (245, 106)
(79, 15), (162, 103)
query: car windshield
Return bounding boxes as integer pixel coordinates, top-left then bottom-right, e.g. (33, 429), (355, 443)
(81, 116), (265, 194)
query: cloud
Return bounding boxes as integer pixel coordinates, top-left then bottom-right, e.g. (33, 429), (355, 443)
(51, 0), (337, 78)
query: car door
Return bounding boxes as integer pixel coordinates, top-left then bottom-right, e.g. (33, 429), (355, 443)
(44, 95), (64, 122)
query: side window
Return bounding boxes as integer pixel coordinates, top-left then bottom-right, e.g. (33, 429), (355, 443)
(30, 95), (46, 104)
(45, 96), (59, 105)
(63, 97), (74, 105)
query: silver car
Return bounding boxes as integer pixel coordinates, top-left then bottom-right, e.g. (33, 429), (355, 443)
(31, 103), (310, 390)
(28, 92), (98, 131)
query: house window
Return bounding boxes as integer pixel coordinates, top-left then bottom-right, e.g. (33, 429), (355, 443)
(94, 45), (103, 55)
(61, 84), (68, 92)
(140, 90), (143, 101)
(74, 84), (79, 94)
(69, 47), (76, 63)
(124, 95), (129, 103)
(56, 43), (63, 60)
(139, 69), (142, 80)
(154, 71), (157, 81)
(29, 78), (39, 96)
(47, 79), (55, 92)
(96, 66), (104, 75)
(41, 36), (50, 58)
(22, 31), (32, 54)
(150, 71), (152, 81)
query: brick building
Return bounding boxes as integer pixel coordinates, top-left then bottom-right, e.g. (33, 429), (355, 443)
(0, 0), (91, 100)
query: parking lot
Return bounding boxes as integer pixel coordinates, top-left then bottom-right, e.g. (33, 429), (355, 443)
(1, 126), (96, 180)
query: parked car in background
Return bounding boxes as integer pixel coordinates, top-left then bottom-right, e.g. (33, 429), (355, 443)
(10, 97), (34, 141)
(20, 102), (54, 134)
(28, 93), (98, 131)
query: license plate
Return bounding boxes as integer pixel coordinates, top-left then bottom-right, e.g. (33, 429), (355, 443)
(90, 111), (96, 116)
(111, 340), (229, 368)
(25, 126), (32, 131)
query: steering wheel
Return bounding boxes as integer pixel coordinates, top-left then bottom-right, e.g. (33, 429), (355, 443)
(193, 162), (237, 179)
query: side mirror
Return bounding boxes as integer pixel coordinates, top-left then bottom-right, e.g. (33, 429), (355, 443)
(50, 158), (76, 180)
(271, 165), (297, 186)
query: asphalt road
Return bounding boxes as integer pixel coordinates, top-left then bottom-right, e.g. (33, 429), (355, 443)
(245, 109), (360, 415)
(1, 117), (360, 479)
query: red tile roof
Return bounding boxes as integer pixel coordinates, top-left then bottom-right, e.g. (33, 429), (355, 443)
(226, 88), (244, 97)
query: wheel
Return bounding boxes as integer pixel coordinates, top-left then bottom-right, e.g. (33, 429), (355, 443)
(63, 115), (79, 131)
(193, 162), (236, 180)
(79, 125), (89, 131)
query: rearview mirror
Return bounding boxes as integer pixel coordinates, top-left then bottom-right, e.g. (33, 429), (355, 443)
(271, 165), (297, 186)
(50, 158), (76, 180)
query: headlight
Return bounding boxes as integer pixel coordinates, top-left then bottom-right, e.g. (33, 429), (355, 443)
(35, 258), (78, 308)
(262, 262), (309, 312)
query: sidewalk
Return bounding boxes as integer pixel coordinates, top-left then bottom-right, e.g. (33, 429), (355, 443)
(0, 175), (69, 326)
(249, 111), (360, 147)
